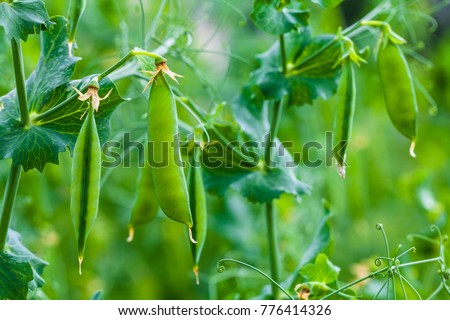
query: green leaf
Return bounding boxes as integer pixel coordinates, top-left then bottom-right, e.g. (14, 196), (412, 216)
(310, 0), (343, 8)
(300, 200), (332, 266)
(0, 253), (33, 300)
(0, 0), (54, 41)
(202, 89), (310, 203)
(251, 0), (310, 35)
(300, 253), (340, 284)
(203, 140), (310, 203)
(231, 87), (270, 141)
(0, 229), (48, 299)
(5, 230), (48, 292)
(0, 17), (125, 172)
(285, 201), (333, 289)
(250, 31), (344, 107)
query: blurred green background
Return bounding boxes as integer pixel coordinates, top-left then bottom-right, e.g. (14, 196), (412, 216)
(0, 0), (449, 299)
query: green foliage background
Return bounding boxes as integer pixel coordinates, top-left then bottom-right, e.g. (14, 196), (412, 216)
(0, 0), (449, 299)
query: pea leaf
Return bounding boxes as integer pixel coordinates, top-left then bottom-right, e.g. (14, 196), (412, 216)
(310, 0), (343, 8)
(0, 0), (54, 41)
(0, 229), (48, 299)
(250, 31), (344, 107)
(0, 17), (125, 172)
(6, 230), (48, 292)
(202, 95), (311, 203)
(300, 253), (340, 284)
(0, 253), (33, 300)
(251, 0), (310, 35)
(284, 201), (333, 289)
(302, 201), (333, 265)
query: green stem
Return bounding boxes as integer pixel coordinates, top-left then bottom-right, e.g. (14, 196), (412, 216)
(265, 203), (280, 299)
(0, 165), (22, 252)
(262, 34), (288, 300)
(33, 48), (166, 123)
(217, 258), (294, 300)
(320, 256), (442, 300)
(398, 257), (442, 268)
(138, 0), (145, 48)
(321, 267), (389, 300)
(279, 34), (287, 74)
(11, 39), (30, 127)
(342, 0), (390, 38)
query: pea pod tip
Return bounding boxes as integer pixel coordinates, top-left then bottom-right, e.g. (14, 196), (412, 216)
(127, 226), (135, 243)
(409, 141), (416, 158)
(337, 164), (346, 179)
(193, 266), (200, 285)
(78, 256), (84, 275)
(188, 227), (198, 244)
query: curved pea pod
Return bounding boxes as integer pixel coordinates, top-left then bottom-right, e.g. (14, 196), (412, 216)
(147, 73), (193, 232)
(70, 106), (101, 274)
(377, 41), (418, 157)
(334, 62), (356, 178)
(187, 149), (207, 285)
(127, 165), (159, 242)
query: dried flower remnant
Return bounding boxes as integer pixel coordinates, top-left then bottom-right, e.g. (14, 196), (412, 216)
(142, 61), (183, 92)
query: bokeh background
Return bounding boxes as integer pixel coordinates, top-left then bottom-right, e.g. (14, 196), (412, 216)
(0, 0), (449, 299)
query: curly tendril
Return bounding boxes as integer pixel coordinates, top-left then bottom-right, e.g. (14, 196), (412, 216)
(216, 258), (295, 300)
(376, 223), (391, 259)
(216, 263), (226, 273)
(374, 257), (385, 267)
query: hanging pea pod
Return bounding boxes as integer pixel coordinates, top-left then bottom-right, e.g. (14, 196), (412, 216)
(187, 130), (208, 284)
(147, 70), (194, 237)
(334, 62), (356, 178)
(377, 37), (418, 157)
(67, 0), (87, 51)
(70, 105), (101, 274)
(127, 164), (159, 242)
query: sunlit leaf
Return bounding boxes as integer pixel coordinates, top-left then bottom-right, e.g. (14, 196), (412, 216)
(300, 253), (340, 284)
(251, 0), (310, 35)
(0, 0), (54, 41)
(250, 31), (344, 107)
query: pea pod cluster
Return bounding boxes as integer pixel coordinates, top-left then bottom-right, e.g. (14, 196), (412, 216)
(377, 39), (418, 157)
(127, 164), (159, 242)
(147, 71), (194, 234)
(334, 62), (356, 178)
(70, 105), (101, 274)
(187, 145), (207, 284)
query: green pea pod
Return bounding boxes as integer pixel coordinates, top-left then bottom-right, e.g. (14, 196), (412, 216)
(187, 148), (207, 285)
(68, 0), (87, 48)
(70, 106), (101, 274)
(147, 73), (193, 232)
(334, 62), (356, 178)
(377, 41), (418, 157)
(127, 164), (159, 242)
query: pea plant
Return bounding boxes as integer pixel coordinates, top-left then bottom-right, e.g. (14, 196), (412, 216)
(0, 0), (448, 300)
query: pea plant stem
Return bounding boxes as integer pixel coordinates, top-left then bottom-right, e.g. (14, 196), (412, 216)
(265, 203), (280, 299)
(279, 34), (287, 75)
(11, 39), (30, 127)
(320, 255), (443, 300)
(0, 38), (29, 252)
(263, 34), (288, 299)
(0, 164), (22, 251)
